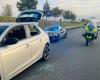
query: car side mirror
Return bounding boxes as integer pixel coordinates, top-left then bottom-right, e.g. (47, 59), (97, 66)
(60, 29), (63, 31)
(2, 37), (18, 45)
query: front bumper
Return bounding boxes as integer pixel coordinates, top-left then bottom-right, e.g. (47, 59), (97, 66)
(49, 35), (59, 42)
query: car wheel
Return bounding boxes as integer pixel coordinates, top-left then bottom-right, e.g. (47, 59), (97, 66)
(41, 44), (50, 61)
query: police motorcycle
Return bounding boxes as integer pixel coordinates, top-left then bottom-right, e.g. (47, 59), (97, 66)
(83, 24), (97, 46)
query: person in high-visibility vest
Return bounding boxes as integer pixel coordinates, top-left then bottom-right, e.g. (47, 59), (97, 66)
(83, 21), (98, 39)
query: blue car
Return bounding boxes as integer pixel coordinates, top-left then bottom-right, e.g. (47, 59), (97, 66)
(44, 24), (67, 42)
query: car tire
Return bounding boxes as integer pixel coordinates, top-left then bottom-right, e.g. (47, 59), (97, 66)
(41, 44), (50, 61)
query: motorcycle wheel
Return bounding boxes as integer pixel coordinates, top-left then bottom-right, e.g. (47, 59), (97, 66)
(86, 39), (89, 46)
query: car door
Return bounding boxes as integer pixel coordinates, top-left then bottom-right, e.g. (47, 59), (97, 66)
(0, 25), (32, 79)
(27, 24), (43, 61)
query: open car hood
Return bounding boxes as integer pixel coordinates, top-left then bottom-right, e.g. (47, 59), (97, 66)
(16, 10), (43, 23)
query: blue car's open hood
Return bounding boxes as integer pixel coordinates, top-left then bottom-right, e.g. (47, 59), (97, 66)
(16, 10), (43, 23)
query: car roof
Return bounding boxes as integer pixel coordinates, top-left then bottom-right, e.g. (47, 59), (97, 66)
(0, 22), (38, 26)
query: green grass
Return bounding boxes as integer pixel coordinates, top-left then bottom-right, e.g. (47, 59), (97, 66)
(39, 20), (84, 29)
(0, 16), (16, 22)
(61, 21), (84, 29)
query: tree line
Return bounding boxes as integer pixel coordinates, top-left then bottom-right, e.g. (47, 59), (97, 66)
(0, 0), (76, 21)
(51, 7), (76, 21)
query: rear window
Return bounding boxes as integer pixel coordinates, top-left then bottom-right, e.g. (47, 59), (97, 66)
(19, 12), (38, 18)
(17, 11), (42, 22)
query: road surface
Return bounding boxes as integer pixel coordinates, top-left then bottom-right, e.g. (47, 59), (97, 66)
(12, 28), (100, 80)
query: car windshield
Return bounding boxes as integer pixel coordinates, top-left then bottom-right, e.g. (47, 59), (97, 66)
(0, 26), (8, 35)
(45, 27), (58, 31)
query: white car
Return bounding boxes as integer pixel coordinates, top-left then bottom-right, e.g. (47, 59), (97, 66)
(0, 22), (50, 80)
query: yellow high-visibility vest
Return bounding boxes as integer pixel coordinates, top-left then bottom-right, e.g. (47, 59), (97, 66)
(85, 24), (97, 33)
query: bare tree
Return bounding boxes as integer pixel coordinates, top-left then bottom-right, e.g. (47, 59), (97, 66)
(52, 7), (62, 17)
(63, 10), (76, 21)
(2, 4), (12, 16)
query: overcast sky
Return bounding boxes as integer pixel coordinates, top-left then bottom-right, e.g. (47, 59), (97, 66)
(1, 0), (100, 19)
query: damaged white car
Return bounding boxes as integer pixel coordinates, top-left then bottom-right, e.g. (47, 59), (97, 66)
(0, 10), (50, 80)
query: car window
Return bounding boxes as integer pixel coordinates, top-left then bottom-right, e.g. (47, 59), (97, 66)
(45, 27), (58, 31)
(19, 13), (38, 18)
(4, 25), (27, 42)
(28, 25), (40, 36)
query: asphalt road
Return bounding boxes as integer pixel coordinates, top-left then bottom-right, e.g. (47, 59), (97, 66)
(12, 28), (100, 80)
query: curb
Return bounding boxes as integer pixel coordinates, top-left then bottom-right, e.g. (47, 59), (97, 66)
(64, 26), (82, 30)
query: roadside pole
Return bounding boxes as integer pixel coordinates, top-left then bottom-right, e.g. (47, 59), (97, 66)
(43, 0), (50, 27)
(46, 11), (48, 27)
